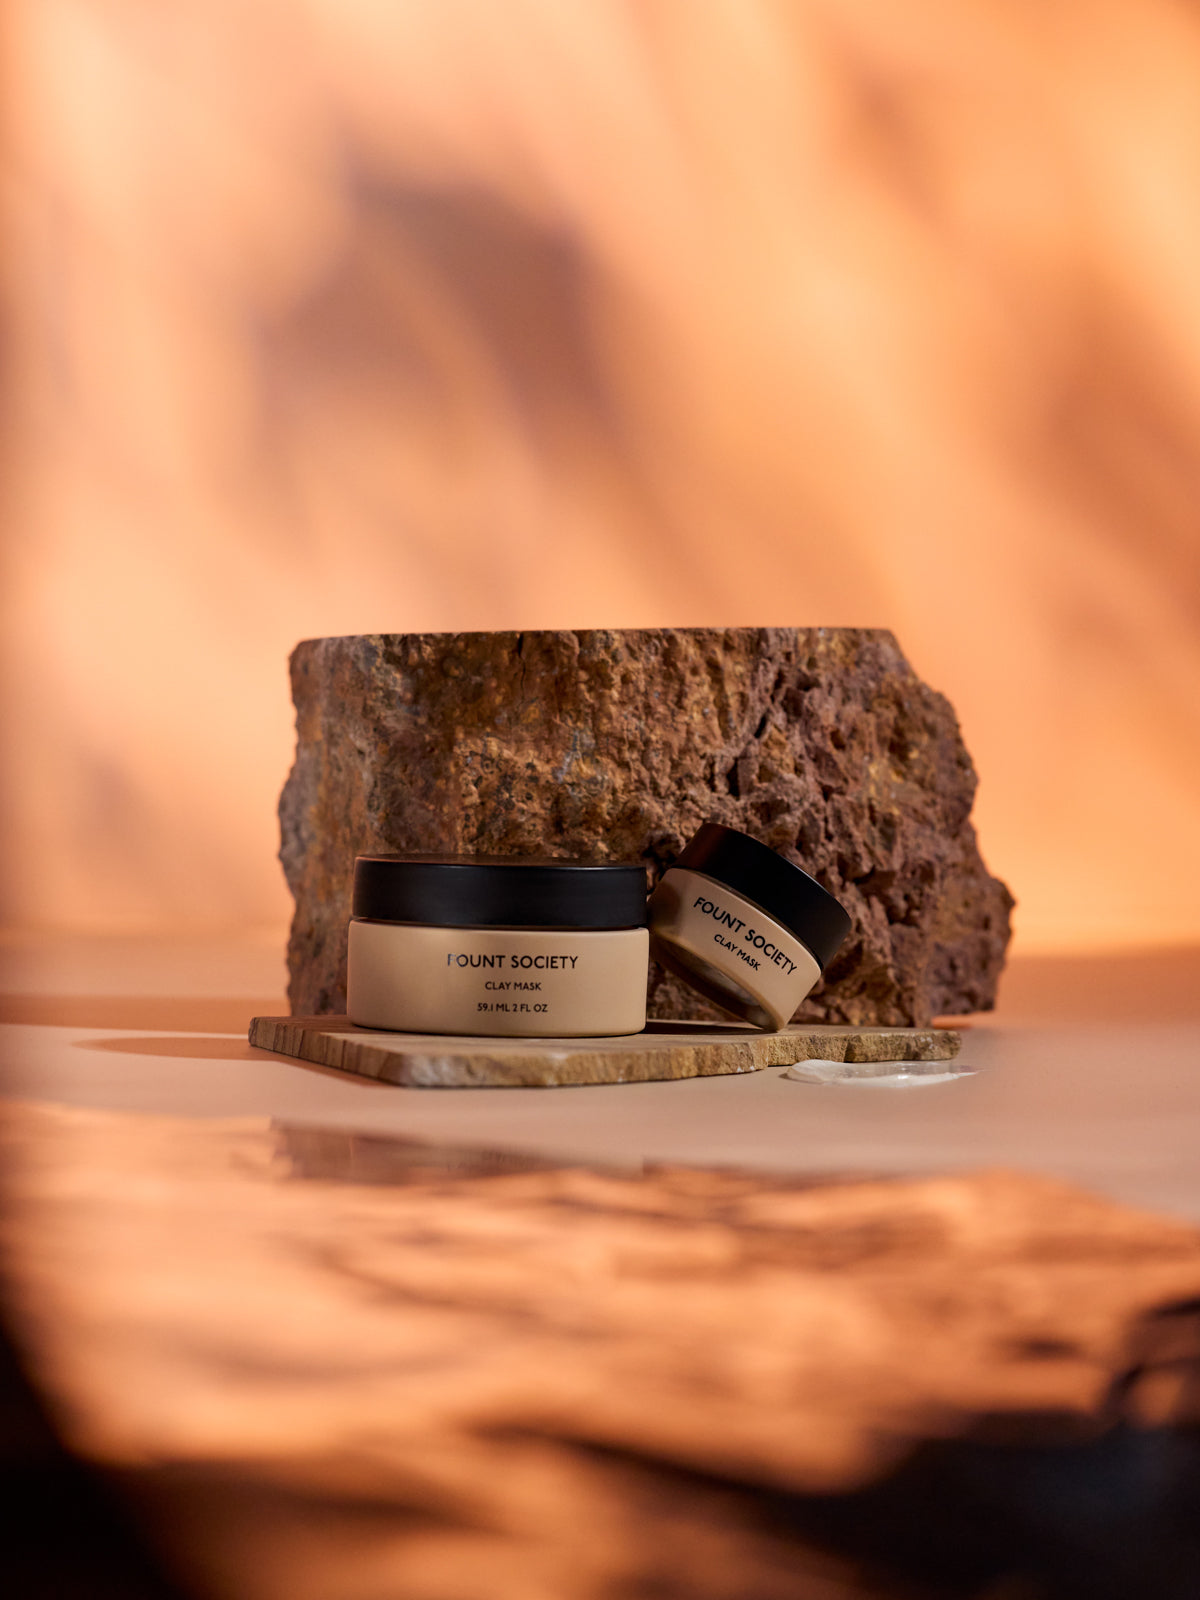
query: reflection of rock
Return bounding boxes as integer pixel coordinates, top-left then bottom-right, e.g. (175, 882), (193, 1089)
(3, 1105), (1199, 1600)
(280, 629), (1012, 1024)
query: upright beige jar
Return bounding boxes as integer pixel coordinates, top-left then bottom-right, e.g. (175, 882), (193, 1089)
(347, 855), (649, 1037)
(647, 823), (850, 1031)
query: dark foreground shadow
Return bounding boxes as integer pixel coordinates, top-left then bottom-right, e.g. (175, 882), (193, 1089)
(0, 1316), (186, 1600)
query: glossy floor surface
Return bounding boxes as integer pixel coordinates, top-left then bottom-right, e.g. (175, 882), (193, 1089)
(2, 933), (1198, 1221)
(3, 933), (1200, 1600)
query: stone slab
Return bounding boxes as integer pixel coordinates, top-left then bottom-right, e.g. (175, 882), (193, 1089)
(248, 1014), (961, 1088)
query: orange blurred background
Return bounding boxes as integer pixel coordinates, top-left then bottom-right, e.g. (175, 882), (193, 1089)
(3, 0), (1199, 957)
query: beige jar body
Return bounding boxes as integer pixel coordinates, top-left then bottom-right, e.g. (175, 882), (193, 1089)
(348, 919), (649, 1037)
(648, 866), (822, 1031)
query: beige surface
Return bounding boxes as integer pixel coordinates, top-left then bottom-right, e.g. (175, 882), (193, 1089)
(2, 933), (1199, 1221)
(3, 933), (1200, 1600)
(3, 1100), (1199, 1600)
(249, 1013), (960, 1088)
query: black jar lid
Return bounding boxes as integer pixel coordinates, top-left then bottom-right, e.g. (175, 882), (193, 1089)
(672, 823), (851, 969)
(352, 854), (648, 930)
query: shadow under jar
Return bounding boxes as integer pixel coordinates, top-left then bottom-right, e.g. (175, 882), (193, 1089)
(348, 855), (649, 1037)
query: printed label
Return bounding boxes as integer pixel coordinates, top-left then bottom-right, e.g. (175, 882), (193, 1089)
(689, 893), (799, 976)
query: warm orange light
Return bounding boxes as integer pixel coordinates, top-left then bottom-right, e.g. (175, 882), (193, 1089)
(3, 0), (1199, 952)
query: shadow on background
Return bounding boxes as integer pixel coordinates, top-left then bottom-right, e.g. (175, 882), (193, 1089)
(945, 946), (1200, 1027)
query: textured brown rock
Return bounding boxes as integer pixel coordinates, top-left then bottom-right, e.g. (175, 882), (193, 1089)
(280, 629), (1012, 1025)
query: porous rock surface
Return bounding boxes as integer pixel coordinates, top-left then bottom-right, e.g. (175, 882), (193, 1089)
(280, 629), (1013, 1024)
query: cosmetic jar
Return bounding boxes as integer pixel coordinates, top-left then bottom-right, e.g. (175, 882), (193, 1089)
(348, 855), (649, 1037)
(647, 823), (850, 1031)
